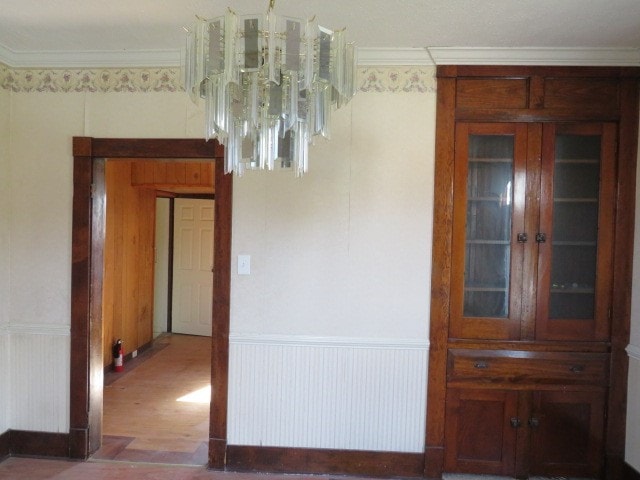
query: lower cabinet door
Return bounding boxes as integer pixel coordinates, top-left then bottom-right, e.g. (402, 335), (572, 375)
(444, 388), (519, 475)
(529, 389), (605, 478)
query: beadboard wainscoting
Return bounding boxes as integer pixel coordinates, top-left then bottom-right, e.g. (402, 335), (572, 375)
(8, 324), (70, 433)
(227, 334), (429, 453)
(627, 345), (640, 473)
(0, 327), (8, 433)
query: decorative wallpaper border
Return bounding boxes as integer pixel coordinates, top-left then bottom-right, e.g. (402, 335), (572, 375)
(0, 63), (435, 94)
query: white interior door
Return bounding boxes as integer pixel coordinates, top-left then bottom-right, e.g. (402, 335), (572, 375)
(171, 198), (214, 336)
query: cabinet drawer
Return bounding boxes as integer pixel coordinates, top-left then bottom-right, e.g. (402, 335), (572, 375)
(447, 349), (609, 386)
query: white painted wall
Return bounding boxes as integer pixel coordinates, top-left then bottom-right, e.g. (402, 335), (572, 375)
(231, 91), (434, 339)
(626, 117), (640, 471)
(227, 89), (435, 451)
(2, 67), (435, 452)
(0, 80), (10, 433)
(153, 198), (170, 337)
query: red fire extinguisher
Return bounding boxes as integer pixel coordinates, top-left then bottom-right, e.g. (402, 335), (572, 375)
(112, 339), (124, 372)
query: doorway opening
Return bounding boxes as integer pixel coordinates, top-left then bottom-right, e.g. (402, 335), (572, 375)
(69, 138), (232, 469)
(92, 159), (216, 464)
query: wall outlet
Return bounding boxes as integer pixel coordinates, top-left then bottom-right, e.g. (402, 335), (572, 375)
(131, 350), (137, 358)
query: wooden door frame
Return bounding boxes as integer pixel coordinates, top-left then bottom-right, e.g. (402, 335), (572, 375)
(69, 137), (232, 468)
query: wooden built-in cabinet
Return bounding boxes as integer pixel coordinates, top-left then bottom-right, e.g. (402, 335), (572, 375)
(427, 66), (640, 480)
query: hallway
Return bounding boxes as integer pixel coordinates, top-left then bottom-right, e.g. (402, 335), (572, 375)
(93, 333), (211, 465)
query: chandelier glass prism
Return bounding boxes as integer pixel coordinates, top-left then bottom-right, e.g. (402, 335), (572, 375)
(183, 1), (357, 176)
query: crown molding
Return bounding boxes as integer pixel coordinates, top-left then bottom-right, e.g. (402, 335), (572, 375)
(0, 44), (182, 69)
(1, 43), (638, 69)
(357, 48), (433, 66)
(428, 46), (640, 66)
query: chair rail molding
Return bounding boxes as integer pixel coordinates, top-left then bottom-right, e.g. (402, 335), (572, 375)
(627, 344), (640, 361)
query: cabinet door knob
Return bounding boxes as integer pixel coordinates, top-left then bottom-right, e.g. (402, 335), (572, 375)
(529, 417), (540, 428)
(535, 232), (547, 243)
(517, 233), (528, 243)
(510, 417), (522, 428)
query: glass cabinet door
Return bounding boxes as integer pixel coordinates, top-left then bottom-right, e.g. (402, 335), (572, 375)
(536, 124), (616, 341)
(450, 124), (527, 340)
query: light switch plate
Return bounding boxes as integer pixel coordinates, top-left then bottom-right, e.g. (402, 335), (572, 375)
(238, 254), (251, 275)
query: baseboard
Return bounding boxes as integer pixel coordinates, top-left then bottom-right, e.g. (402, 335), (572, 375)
(68, 427), (89, 459)
(624, 461), (640, 480)
(424, 446), (444, 479)
(8, 430), (69, 458)
(225, 445), (424, 478)
(0, 430), (9, 460)
(103, 339), (154, 376)
(208, 438), (226, 469)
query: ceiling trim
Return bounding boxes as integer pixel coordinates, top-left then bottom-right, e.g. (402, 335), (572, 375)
(1, 44), (639, 69)
(0, 44), (183, 68)
(428, 47), (640, 66)
(357, 48), (433, 66)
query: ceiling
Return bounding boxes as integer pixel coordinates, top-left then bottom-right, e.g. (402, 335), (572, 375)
(1, 0), (640, 67)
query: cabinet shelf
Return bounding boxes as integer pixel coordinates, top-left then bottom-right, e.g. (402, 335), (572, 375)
(553, 241), (597, 247)
(466, 239), (510, 245)
(464, 287), (508, 293)
(550, 287), (595, 294)
(468, 196), (509, 202)
(469, 157), (512, 163)
(554, 198), (598, 203)
(555, 158), (599, 164)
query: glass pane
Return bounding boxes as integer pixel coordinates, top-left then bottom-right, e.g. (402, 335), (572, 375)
(550, 135), (600, 319)
(464, 135), (514, 318)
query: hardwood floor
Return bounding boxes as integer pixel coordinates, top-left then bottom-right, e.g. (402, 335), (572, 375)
(93, 333), (211, 465)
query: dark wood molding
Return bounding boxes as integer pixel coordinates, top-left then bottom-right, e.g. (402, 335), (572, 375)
(70, 137), (231, 467)
(90, 138), (223, 158)
(69, 149), (93, 459)
(226, 445), (424, 478)
(437, 65), (640, 79)
(208, 438), (226, 469)
(607, 78), (639, 471)
(424, 73), (456, 480)
(9, 430), (69, 458)
(167, 197), (175, 333)
(0, 430), (9, 460)
(209, 157), (232, 469)
(624, 461), (640, 480)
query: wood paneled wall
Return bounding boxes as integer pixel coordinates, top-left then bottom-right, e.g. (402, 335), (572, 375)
(102, 159), (215, 368)
(131, 160), (214, 194)
(103, 161), (156, 367)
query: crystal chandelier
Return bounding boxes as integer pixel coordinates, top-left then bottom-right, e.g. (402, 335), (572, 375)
(183, 0), (357, 176)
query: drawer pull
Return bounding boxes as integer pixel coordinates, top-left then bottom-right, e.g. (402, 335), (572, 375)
(474, 361), (489, 369)
(570, 365), (585, 373)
